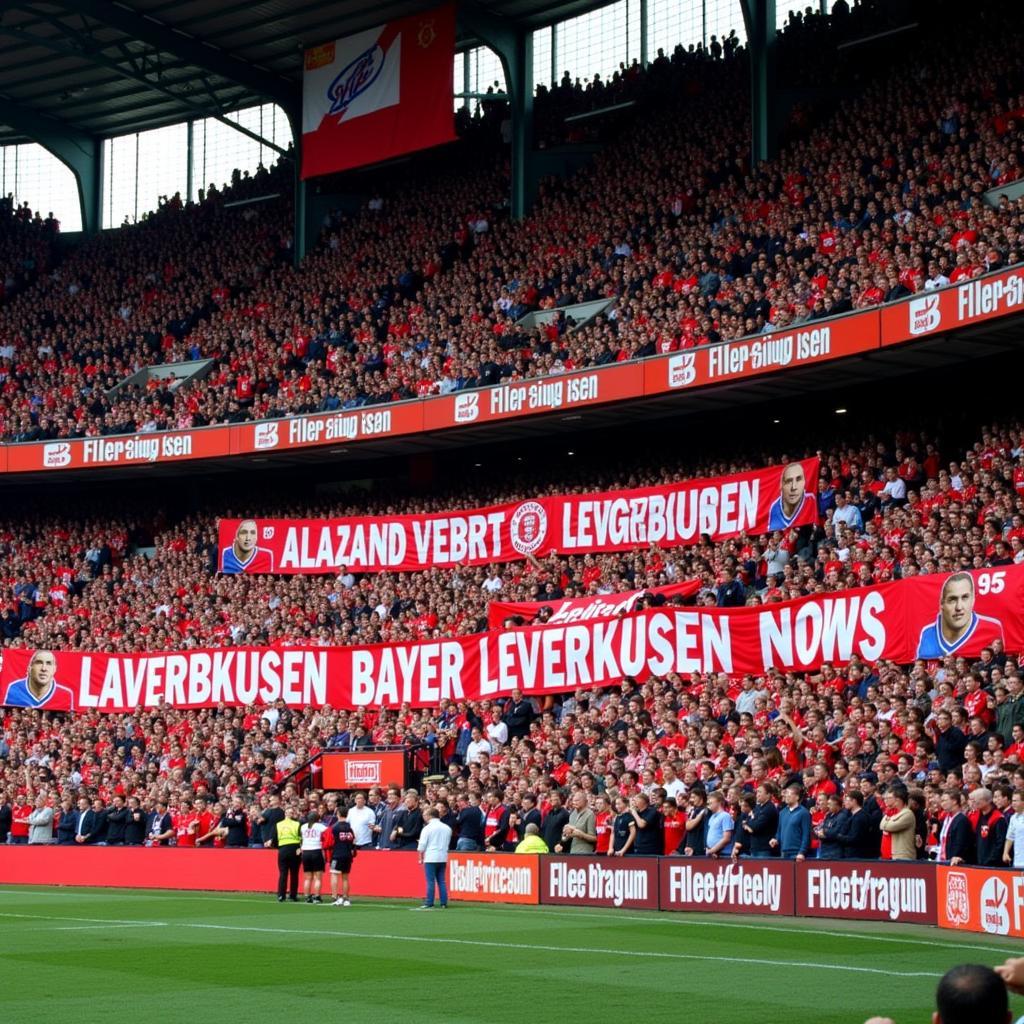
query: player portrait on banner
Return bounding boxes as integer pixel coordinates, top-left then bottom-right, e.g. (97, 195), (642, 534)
(2, 650), (75, 710)
(221, 519), (275, 574)
(768, 461), (817, 530)
(916, 571), (1005, 658)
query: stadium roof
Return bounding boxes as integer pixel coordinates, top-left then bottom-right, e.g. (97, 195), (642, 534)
(0, 0), (618, 146)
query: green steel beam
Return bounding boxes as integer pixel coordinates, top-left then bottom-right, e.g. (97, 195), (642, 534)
(0, 22), (289, 156)
(56, 0), (299, 116)
(740, 0), (778, 166)
(459, 0), (535, 219)
(0, 97), (100, 233)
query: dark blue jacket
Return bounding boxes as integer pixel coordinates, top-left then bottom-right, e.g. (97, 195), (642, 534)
(746, 801), (779, 857)
(56, 808), (80, 844)
(835, 808), (875, 859)
(775, 804), (811, 858)
(817, 809), (850, 859)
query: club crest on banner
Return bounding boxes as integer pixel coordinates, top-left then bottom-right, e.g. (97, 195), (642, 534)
(944, 871), (970, 926)
(510, 501), (548, 555)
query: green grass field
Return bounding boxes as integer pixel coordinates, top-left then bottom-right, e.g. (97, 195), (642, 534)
(1, 886), (1022, 1024)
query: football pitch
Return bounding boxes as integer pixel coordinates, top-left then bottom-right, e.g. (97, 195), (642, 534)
(1, 886), (1022, 1024)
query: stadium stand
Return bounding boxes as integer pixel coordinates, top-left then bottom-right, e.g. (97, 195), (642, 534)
(2, 399), (1024, 858)
(3, 0), (1024, 875)
(1, 0), (1023, 439)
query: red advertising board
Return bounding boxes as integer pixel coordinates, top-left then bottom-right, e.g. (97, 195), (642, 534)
(449, 852), (540, 904)
(5, 427), (232, 473)
(320, 750), (406, 789)
(422, 362), (644, 431)
(541, 855), (660, 910)
(642, 312), (879, 397)
(233, 402), (424, 456)
(0, 845), (424, 898)
(881, 267), (1024, 347)
(796, 860), (936, 925)
(659, 859), (795, 915)
(937, 865), (1024, 938)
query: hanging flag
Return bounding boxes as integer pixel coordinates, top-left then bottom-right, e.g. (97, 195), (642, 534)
(301, 3), (456, 178)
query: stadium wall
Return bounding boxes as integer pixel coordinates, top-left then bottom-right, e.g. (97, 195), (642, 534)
(4, 849), (1021, 938)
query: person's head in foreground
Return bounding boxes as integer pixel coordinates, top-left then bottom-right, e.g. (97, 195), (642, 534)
(934, 964), (1010, 1024)
(865, 962), (1011, 1024)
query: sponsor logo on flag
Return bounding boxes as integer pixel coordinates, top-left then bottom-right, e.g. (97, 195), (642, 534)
(305, 43), (336, 71)
(328, 45), (386, 118)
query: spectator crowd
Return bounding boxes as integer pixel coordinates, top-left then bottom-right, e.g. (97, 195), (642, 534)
(0, 0), (1023, 441)
(2, 414), (1024, 870)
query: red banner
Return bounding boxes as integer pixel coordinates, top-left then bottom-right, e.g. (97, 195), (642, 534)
(301, 4), (456, 179)
(487, 581), (701, 628)
(659, 859), (795, 915)
(4, 566), (1021, 712)
(217, 458), (820, 574)
(796, 860), (936, 925)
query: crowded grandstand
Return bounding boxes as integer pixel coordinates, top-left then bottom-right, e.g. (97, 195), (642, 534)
(2, 0), (1024, 1020)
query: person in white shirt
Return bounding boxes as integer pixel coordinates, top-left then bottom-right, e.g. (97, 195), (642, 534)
(347, 792), (377, 850)
(485, 708), (508, 749)
(880, 468), (907, 504)
(661, 765), (687, 802)
(300, 811), (329, 904)
(466, 727), (493, 764)
(416, 807), (453, 909)
(1003, 790), (1024, 869)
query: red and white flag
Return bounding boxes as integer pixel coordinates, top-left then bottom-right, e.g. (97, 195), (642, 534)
(301, 3), (456, 179)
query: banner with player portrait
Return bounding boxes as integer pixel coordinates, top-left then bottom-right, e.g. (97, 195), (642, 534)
(5, 565), (1021, 713)
(217, 458), (820, 575)
(486, 580), (701, 628)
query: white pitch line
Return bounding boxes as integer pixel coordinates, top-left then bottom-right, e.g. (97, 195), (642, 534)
(0, 887), (1020, 956)
(50, 923), (169, 932)
(470, 903), (1024, 956)
(0, 911), (168, 927)
(0, 910), (941, 978)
